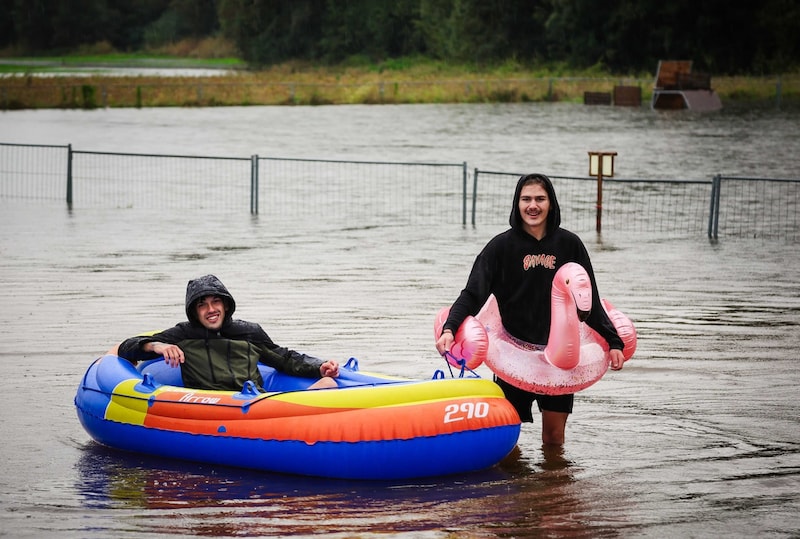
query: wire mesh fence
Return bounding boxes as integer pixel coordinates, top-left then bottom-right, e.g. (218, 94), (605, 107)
(471, 170), (713, 237)
(0, 142), (69, 201)
(710, 176), (800, 240)
(71, 150), (253, 211)
(1, 142), (797, 241)
(257, 157), (467, 225)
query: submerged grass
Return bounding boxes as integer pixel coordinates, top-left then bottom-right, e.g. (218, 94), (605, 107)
(0, 53), (797, 109)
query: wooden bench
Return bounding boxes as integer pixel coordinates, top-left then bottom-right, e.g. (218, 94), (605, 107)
(652, 60), (721, 110)
(584, 91), (612, 105)
(655, 60), (711, 90)
(613, 85), (641, 107)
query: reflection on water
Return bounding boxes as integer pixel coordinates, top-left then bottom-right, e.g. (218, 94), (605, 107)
(75, 441), (510, 536)
(75, 438), (609, 538)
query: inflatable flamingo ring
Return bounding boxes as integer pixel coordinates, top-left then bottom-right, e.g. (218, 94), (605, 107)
(435, 262), (637, 396)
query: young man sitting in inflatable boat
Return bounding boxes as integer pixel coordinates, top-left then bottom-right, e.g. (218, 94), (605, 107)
(115, 274), (339, 391)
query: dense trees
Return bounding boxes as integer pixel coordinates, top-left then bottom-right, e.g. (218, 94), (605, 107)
(1, 0), (797, 74)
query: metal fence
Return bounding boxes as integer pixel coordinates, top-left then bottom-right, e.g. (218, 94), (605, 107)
(255, 156), (468, 225)
(471, 170), (714, 237)
(0, 143), (468, 225)
(1, 142), (797, 241)
(709, 175), (800, 240)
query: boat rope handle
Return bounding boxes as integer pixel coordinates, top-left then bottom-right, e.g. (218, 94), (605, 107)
(441, 351), (480, 379)
(343, 357), (360, 371)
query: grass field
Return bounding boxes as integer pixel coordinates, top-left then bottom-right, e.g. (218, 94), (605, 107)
(1, 52), (797, 109)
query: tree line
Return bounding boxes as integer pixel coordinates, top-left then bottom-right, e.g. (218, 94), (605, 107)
(1, 0), (797, 75)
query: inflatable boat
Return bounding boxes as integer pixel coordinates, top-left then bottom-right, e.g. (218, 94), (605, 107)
(75, 355), (521, 480)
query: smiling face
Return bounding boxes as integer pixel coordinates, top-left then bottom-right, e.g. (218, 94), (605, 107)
(518, 182), (550, 239)
(195, 295), (227, 331)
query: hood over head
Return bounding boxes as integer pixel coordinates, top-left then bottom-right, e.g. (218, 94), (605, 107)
(508, 173), (562, 232)
(184, 274), (236, 326)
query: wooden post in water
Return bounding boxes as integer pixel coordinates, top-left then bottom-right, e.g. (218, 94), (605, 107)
(588, 151), (617, 233)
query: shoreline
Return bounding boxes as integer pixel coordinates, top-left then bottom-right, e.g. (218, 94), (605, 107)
(1, 58), (797, 109)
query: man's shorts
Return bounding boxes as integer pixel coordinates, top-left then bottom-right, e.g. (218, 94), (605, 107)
(494, 376), (574, 422)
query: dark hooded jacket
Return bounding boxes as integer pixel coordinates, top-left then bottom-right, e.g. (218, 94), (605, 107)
(117, 274), (324, 391)
(443, 173), (623, 357)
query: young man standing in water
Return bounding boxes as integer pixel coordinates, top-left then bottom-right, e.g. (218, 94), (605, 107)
(117, 274), (339, 391)
(435, 173), (625, 445)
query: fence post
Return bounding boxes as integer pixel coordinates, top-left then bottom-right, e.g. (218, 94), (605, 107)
(461, 162), (468, 226)
(707, 174), (721, 240)
(471, 167), (479, 226)
(250, 155), (259, 215)
(712, 175), (721, 240)
(66, 144), (73, 206)
(707, 175), (716, 239)
(595, 170), (603, 233)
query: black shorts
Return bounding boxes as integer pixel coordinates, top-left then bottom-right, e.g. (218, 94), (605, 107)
(494, 376), (574, 422)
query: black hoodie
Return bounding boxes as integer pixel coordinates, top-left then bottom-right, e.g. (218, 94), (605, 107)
(443, 174), (623, 352)
(117, 274), (324, 390)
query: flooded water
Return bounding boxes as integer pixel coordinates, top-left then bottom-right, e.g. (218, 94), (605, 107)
(1, 103), (799, 538)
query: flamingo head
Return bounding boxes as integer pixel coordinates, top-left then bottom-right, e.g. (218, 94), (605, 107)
(556, 262), (593, 319)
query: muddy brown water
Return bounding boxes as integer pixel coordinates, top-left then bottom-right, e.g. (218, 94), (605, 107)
(1, 103), (799, 537)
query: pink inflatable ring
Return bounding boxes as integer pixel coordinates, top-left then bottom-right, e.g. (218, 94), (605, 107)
(448, 262), (636, 395)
